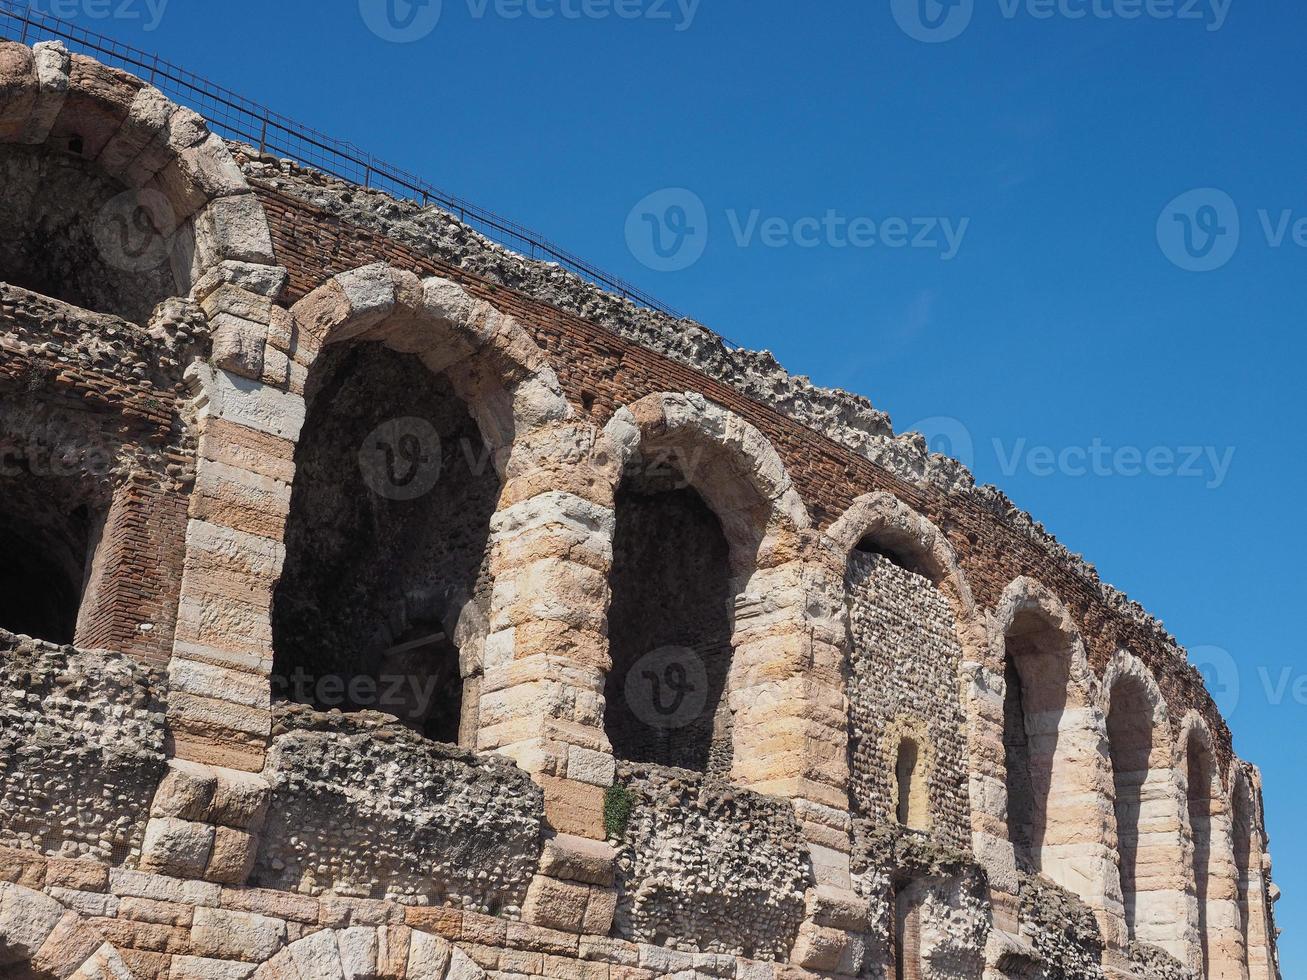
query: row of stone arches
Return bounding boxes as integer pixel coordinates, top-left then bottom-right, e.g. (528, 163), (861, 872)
(178, 262), (1274, 978)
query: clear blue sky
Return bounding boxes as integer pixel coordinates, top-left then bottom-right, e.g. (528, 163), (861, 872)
(48, 0), (1303, 967)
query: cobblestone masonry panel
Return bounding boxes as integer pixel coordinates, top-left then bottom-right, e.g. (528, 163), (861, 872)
(846, 553), (970, 851)
(0, 636), (168, 866)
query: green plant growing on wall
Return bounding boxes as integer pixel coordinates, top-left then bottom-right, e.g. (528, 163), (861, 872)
(604, 783), (634, 839)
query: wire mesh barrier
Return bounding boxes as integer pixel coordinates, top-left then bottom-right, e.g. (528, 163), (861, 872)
(0, 0), (685, 319)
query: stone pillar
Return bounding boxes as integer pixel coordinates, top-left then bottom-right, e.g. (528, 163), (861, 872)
(962, 661), (1022, 936)
(1197, 793), (1250, 980)
(1131, 764), (1199, 965)
(478, 422), (617, 840)
(138, 344), (301, 882)
(479, 422), (622, 937)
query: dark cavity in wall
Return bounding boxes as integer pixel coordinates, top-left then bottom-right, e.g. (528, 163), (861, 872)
(605, 469), (733, 774)
(0, 145), (179, 324)
(272, 343), (499, 745)
(0, 461), (102, 645)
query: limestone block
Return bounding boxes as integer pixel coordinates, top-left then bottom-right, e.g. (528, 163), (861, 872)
(206, 827), (258, 885)
(168, 956), (257, 980)
(287, 927), (344, 980)
(540, 835), (617, 887)
(333, 264), (397, 342)
(192, 260), (289, 303)
(0, 882), (64, 963)
(30, 910), (103, 978)
(20, 41), (70, 145)
(139, 816), (215, 879)
(196, 364), (307, 442)
(566, 747), (617, 789)
(154, 133), (246, 218)
(191, 907), (287, 962)
(581, 886), (618, 935)
(541, 776), (606, 839)
(0, 42), (37, 139)
(523, 875), (591, 932)
(789, 921), (863, 974)
(195, 194), (277, 268)
(405, 929), (452, 980)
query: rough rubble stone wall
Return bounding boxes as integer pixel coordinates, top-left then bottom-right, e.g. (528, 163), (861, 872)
(1018, 872), (1105, 980)
(609, 762), (810, 960)
(248, 178), (1236, 777)
(846, 552), (970, 851)
(605, 479), (735, 776)
(851, 821), (991, 980)
(0, 144), (177, 324)
(254, 704), (542, 914)
(0, 633), (167, 865)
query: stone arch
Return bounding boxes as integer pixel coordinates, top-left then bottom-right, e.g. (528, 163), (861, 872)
(0, 881), (137, 978)
(825, 492), (979, 848)
(1180, 712), (1246, 979)
(992, 577), (1124, 945)
(0, 40), (279, 323)
(600, 391), (810, 572)
(1101, 651), (1195, 962)
(596, 393), (810, 775)
(251, 925), (484, 980)
(272, 264), (570, 744)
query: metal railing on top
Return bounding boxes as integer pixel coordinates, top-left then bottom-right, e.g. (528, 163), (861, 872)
(0, 0), (688, 321)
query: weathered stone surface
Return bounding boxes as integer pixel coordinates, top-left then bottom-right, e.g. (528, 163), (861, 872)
(0, 636), (167, 866)
(253, 704), (542, 912)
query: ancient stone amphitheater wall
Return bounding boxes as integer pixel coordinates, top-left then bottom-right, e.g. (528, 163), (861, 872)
(0, 40), (1281, 980)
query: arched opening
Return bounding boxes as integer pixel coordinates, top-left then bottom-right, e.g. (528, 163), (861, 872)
(1187, 729), (1217, 977)
(0, 143), (182, 323)
(272, 342), (496, 745)
(1001, 605), (1075, 876)
(604, 459), (734, 773)
(832, 496), (972, 849)
(895, 737), (928, 832)
(1107, 671), (1155, 939)
(0, 457), (104, 645)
